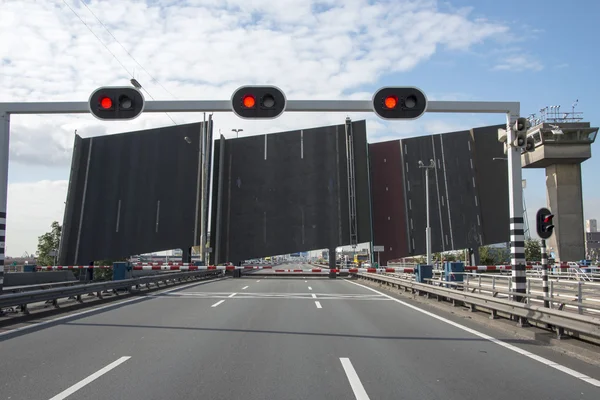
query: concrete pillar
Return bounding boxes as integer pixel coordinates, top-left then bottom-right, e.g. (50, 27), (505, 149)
(546, 164), (586, 262)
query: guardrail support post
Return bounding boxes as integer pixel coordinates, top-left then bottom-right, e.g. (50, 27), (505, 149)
(577, 282), (583, 315)
(20, 303), (29, 315)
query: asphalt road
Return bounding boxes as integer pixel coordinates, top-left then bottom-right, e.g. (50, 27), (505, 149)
(1, 263), (600, 399)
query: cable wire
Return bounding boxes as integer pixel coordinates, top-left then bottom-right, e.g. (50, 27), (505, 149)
(61, 0), (178, 125)
(77, 0), (178, 100)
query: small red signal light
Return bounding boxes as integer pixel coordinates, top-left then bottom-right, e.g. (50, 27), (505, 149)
(544, 215), (553, 223)
(242, 95), (256, 108)
(384, 95), (398, 109)
(99, 96), (113, 109)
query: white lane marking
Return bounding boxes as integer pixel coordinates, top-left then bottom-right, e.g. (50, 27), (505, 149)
(308, 286), (312, 290)
(48, 356), (131, 400)
(211, 300), (225, 307)
(228, 293), (237, 298)
(340, 358), (371, 400)
(315, 301), (322, 309)
(305, 280), (308, 283)
(242, 286), (249, 290)
(346, 280), (600, 388)
(256, 280), (261, 282)
(311, 293), (317, 299)
(0, 277), (228, 338)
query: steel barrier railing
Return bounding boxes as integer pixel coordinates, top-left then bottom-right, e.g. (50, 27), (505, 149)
(356, 272), (600, 340)
(0, 270), (223, 315)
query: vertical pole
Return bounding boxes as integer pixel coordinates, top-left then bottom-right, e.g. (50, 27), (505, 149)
(541, 239), (549, 307)
(425, 162), (432, 265)
(213, 135), (226, 265)
(506, 114), (526, 305)
(196, 113), (208, 261)
(0, 112), (9, 294)
(377, 251), (380, 268)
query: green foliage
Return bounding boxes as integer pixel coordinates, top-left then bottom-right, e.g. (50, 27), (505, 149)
(478, 245), (510, 265)
(36, 221), (61, 266)
(525, 238), (541, 262)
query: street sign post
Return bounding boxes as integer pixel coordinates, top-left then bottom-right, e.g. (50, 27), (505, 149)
(0, 88), (523, 295)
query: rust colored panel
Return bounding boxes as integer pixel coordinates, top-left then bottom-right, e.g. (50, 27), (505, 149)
(369, 140), (409, 265)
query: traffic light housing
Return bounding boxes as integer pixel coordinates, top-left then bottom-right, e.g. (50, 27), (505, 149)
(231, 85), (286, 119)
(512, 117), (530, 148)
(88, 87), (145, 121)
(372, 87), (427, 120)
(524, 136), (535, 152)
(536, 207), (555, 239)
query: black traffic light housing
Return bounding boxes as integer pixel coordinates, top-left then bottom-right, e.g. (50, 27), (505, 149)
(512, 117), (530, 148)
(372, 87), (427, 120)
(231, 85), (286, 119)
(524, 136), (535, 152)
(88, 86), (145, 121)
(536, 207), (555, 239)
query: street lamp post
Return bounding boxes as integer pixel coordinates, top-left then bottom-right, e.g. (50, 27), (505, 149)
(232, 128), (243, 138)
(419, 159), (435, 265)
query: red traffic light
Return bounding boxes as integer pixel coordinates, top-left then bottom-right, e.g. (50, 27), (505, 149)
(384, 96), (398, 109)
(372, 87), (427, 120)
(544, 215), (554, 223)
(242, 95), (256, 108)
(99, 96), (113, 109)
(88, 86), (145, 121)
(231, 86), (286, 119)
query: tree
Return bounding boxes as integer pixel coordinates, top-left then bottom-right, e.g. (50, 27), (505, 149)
(525, 238), (541, 262)
(36, 221), (61, 266)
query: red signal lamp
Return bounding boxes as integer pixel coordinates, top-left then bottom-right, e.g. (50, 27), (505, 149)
(242, 94), (256, 108)
(99, 96), (113, 109)
(544, 215), (554, 223)
(384, 95), (398, 109)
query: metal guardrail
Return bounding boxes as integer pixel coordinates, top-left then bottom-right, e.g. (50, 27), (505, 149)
(0, 270), (222, 315)
(356, 272), (600, 340)
(2, 280), (81, 294)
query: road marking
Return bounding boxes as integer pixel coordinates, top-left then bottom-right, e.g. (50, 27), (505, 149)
(242, 285), (249, 290)
(308, 286), (312, 290)
(315, 301), (322, 309)
(346, 280), (600, 388)
(312, 293), (317, 299)
(211, 300), (225, 307)
(48, 356), (131, 400)
(340, 358), (371, 400)
(305, 280), (308, 283)
(228, 293), (237, 298)
(256, 280), (261, 282)
(0, 277), (228, 339)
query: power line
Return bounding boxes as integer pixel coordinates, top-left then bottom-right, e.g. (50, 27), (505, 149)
(61, 0), (132, 77)
(60, 0), (178, 125)
(77, 0), (178, 100)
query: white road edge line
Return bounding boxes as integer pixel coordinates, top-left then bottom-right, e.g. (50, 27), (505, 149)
(228, 293), (237, 298)
(315, 301), (322, 309)
(48, 356), (131, 400)
(340, 358), (371, 400)
(345, 280), (600, 388)
(242, 286), (249, 290)
(0, 277), (228, 338)
(311, 293), (317, 299)
(211, 300), (225, 307)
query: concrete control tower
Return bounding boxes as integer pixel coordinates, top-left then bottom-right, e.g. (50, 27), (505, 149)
(522, 121), (598, 261)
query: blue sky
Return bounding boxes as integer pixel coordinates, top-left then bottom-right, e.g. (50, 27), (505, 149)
(1, 0), (598, 255)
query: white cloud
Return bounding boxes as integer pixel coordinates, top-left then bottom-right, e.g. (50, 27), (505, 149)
(6, 180), (68, 257)
(492, 55), (544, 72)
(0, 0), (511, 255)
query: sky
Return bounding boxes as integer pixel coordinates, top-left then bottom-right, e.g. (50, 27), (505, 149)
(1, 0), (599, 257)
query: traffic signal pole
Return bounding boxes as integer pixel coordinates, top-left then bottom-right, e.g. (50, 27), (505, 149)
(506, 114), (527, 309)
(0, 96), (522, 294)
(0, 112), (8, 294)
